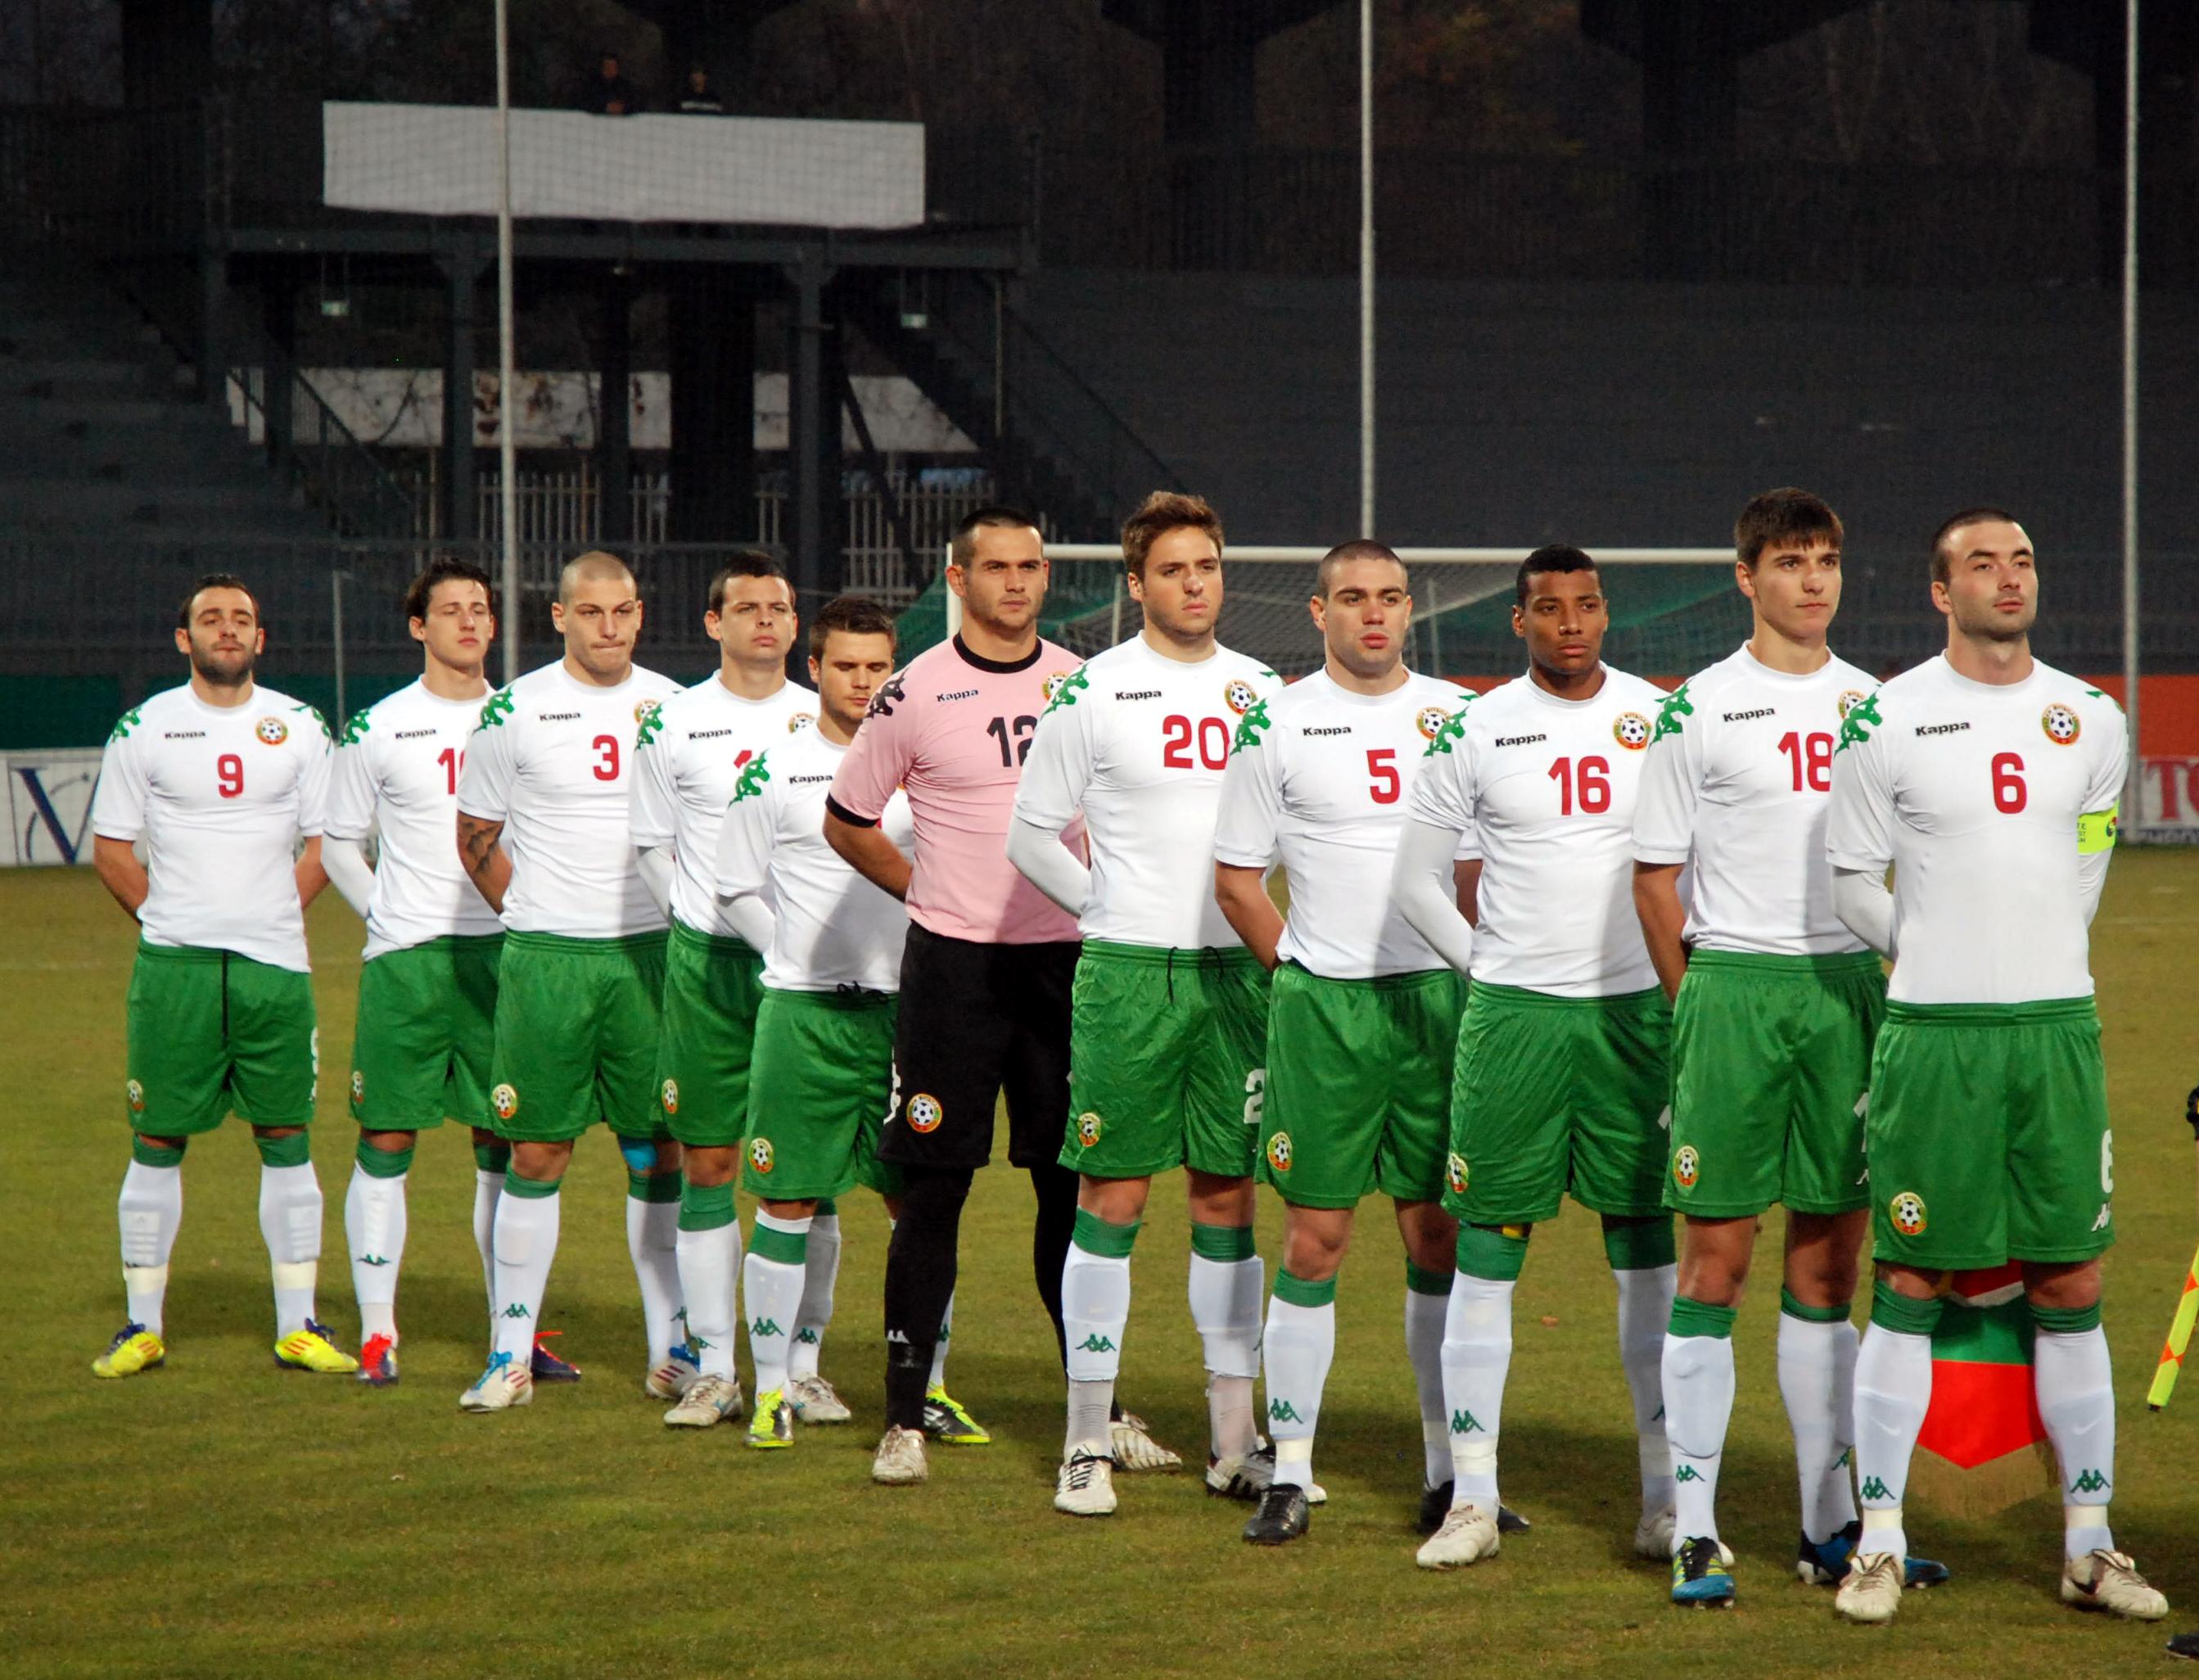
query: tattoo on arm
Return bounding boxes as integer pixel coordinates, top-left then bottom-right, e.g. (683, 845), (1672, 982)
(456, 814), (511, 910)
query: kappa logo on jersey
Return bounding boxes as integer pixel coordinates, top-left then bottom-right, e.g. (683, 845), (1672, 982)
(1424, 704), (1472, 757)
(748, 1136), (774, 1174)
(1836, 691), (1882, 753)
(2042, 702), (2081, 745)
(1076, 1111), (1104, 1148)
(865, 673), (907, 719)
(491, 1082), (519, 1122)
(340, 711), (372, 746)
(1266, 1131), (1293, 1172)
(125, 1078), (145, 1113)
(1041, 667), (1090, 714)
(1837, 689), (1868, 720)
(730, 754), (772, 804)
(906, 1093), (943, 1133)
(660, 1078), (679, 1115)
(1613, 711), (1652, 750)
(350, 1070), (364, 1104)
(1652, 683), (1693, 742)
(787, 711), (815, 734)
(1889, 1190), (1926, 1236)
(1416, 705), (1453, 740)
(108, 706), (143, 743)
(1223, 676), (1261, 716)
(1446, 1152), (1469, 1195)
(478, 689), (516, 729)
(1672, 1145), (1700, 1190)
(255, 716), (289, 746)
(1232, 698), (1273, 752)
(634, 705), (665, 747)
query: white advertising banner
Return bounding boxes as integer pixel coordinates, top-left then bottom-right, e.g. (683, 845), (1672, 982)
(324, 103), (925, 228)
(2, 749), (102, 867)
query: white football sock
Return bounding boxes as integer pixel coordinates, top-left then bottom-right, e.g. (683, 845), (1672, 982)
(928, 1292), (955, 1390)
(1405, 1280), (1451, 1487)
(745, 1210), (811, 1398)
(2035, 1325), (2116, 1559)
(1262, 1289), (1336, 1489)
(345, 1163), (407, 1343)
(626, 1191), (684, 1368)
(1852, 1322), (1933, 1560)
(1777, 1308), (1860, 1543)
(1441, 1273), (1513, 1510)
(490, 1184), (560, 1363)
(1664, 1333), (1736, 1547)
(1614, 1262), (1677, 1515)
(1189, 1250), (1262, 1460)
(791, 1208), (841, 1380)
(472, 1169), (503, 1322)
(675, 1218), (742, 1380)
(259, 1162), (323, 1339)
(1062, 1238), (1132, 1455)
(117, 1158), (183, 1337)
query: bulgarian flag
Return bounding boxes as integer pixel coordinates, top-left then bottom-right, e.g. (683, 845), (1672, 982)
(1910, 1262), (2057, 1517)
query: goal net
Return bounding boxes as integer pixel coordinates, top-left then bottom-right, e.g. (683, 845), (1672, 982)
(897, 545), (1741, 681)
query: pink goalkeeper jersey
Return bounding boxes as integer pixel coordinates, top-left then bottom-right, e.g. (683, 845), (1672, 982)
(828, 634), (1084, 945)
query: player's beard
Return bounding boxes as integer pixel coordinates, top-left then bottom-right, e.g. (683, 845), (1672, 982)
(190, 642), (255, 690)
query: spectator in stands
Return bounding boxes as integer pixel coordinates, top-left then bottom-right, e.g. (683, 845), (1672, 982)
(679, 67), (724, 115)
(582, 52), (641, 116)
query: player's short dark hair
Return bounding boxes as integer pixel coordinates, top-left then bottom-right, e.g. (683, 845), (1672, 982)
(1929, 507), (2025, 585)
(950, 504), (1042, 568)
(1122, 491), (1223, 578)
(404, 557), (497, 623)
(808, 594), (898, 658)
(1735, 488), (1844, 570)
(178, 572), (260, 630)
(707, 550), (790, 616)
(1316, 539), (1407, 598)
(1515, 544), (1598, 607)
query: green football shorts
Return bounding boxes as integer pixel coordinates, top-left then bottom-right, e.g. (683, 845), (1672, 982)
(741, 986), (903, 1200)
(1059, 940), (1271, 1181)
(124, 941), (317, 1136)
(1446, 982), (1671, 1227)
(1664, 949), (1884, 1219)
(1867, 997), (2114, 1270)
(348, 933), (503, 1131)
(1257, 961), (1462, 1209)
(488, 929), (668, 1144)
(654, 919), (766, 1149)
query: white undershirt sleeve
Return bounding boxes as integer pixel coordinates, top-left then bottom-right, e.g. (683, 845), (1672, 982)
(1390, 816), (1476, 977)
(1831, 866), (1895, 960)
(1006, 811), (1090, 919)
(635, 842), (675, 920)
(322, 836), (377, 920)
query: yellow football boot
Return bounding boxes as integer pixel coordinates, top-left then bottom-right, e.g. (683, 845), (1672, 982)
(273, 1319), (359, 1374)
(92, 1323), (166, 1379)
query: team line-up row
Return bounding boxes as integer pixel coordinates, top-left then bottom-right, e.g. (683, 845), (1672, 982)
(84, 486), (2164, 1624)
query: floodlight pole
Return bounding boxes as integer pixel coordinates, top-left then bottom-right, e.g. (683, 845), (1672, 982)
(1357, 0), (1375, 537)
(2120, 0), (2142, 829)
(495, 0), (521, 686)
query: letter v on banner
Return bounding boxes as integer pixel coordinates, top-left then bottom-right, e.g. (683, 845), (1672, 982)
(7, 754), (104, 866)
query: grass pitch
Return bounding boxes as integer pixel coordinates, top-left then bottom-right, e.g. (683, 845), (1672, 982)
(6, 856), (2199, 1678)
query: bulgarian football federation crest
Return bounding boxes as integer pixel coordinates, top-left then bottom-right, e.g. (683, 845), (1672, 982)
(255, 716), (288, 746)
(1446, 1153), (1469, 1196)
(1416, 706), (1452, 741)
(1223, 677), (1260, 716)
(1890, 1190), (1928, 1236)
(1076, 1111), (1103, 1148)
(634, 698), (661, 726)
(350, 1070), (365, 1104)
(1672, 1145), (1700, 1190)
(748, 1136), (774, 1174)
(126, 1078), (146, 1113)
(1041, 671), (1077, 706)
(491, 1083), (519, 1122)
(1613, 711), (1652, 751)
(2042, 702), (2081, 745)
(1838, 689), (1868, 721)
(906, 1093), (943, 1133)
(660, 1079), (680, 1116)
(788, 711), (815, 734)
(1266, 1131), (1293, 1172)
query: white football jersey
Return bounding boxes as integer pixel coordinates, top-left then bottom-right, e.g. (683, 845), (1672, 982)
(715, 725), (915, 992)
(325, 679), (505, 960)
(1632, 644), (1876, 957)
(90, 682), (332, 972)
(1214, 667), (1472, 979)
(1015, 635), (1284, 949)
(630, 674), (818, 939)
(1825, 654), (2125, 1005)
(457, 660), (684, 938)
(1411, 667), (1668, 997)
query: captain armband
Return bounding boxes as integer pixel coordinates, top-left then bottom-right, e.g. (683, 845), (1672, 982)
(2076, 806), (2119, 856)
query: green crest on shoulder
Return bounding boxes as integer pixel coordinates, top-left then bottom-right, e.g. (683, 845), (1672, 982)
(635, 705), (665, 747)
(1232, 698), (1273, 752)
(339, 709), (371, 746)
(477, 689), (516, 731)
(731, 752), (772, 804)
(1835, 690), (1882, 754)
(1423, 701), (1473, 756)
(1043, 666), (1090, 716)
(107, 707), (143, 743)
(1652, 683), (1693, 742)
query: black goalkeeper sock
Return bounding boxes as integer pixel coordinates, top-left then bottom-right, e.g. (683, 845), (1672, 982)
(883, 1165), (972, 1429)
(1028, 1160), (1077, 1371)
